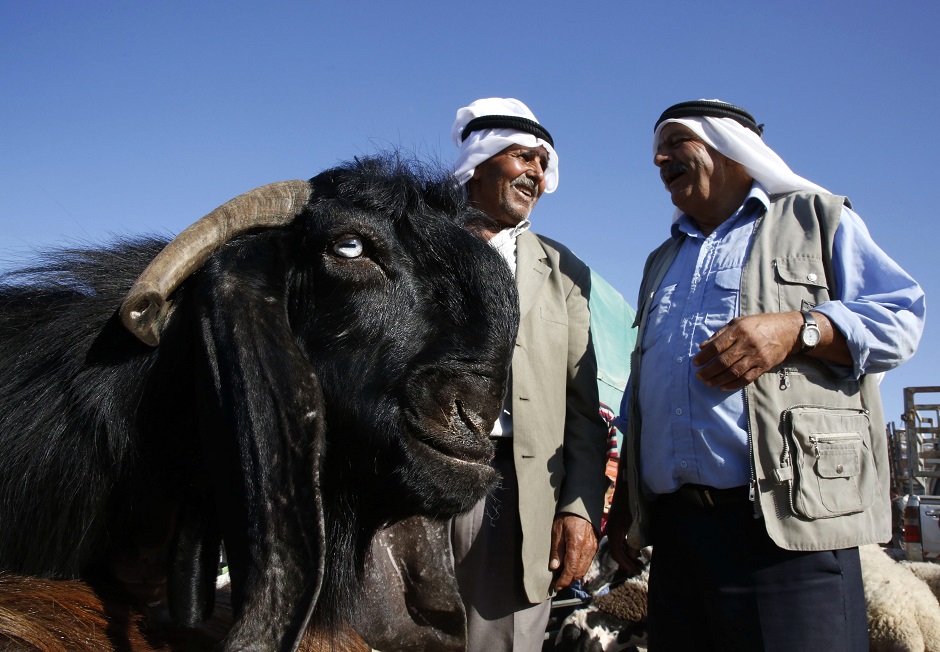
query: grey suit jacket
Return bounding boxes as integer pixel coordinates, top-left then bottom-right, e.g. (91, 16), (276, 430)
(511, 230), (608, 602)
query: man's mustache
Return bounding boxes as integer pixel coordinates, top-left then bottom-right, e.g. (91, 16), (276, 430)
(661, 162), (688, 184)
(511, 176), (537, 192)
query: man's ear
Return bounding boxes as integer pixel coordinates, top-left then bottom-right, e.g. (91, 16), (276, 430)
(465, 176), (480, 203)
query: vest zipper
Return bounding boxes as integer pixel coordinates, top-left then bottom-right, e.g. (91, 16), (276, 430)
(744, 386), (760, 518)
(809, 432), (862, 458)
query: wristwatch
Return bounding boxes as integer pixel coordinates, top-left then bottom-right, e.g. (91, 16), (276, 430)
(799, 310), (821, 352)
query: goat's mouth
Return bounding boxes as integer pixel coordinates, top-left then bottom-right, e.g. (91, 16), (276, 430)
(405, 398), (494, 466)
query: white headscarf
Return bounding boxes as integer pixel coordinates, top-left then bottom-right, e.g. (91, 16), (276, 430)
(653, 100), (828, 197)
(451, 97), (559, 194)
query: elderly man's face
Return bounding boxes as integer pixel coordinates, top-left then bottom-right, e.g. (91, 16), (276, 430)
(654, 123), (752, 233)
(467, 144), (549, 230)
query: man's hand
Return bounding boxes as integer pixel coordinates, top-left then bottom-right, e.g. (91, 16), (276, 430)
(693, 312), (803, 391)
(693, 311), (851, 391)
(549, 514), (598, 592)
(605, 483), (645, 576)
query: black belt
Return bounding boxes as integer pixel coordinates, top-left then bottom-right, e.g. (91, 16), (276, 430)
(664, 484), (750, 509)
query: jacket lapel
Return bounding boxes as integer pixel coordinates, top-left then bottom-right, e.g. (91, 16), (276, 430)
(516, 230), (549, 321)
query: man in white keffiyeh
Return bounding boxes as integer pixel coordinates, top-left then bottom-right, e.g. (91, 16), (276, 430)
(607, 99), (925, 652)
(450, 97), (558, 272)
(449, 98), (608, 652)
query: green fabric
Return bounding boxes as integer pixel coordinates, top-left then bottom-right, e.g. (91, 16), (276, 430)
(589, 269), (637, 452)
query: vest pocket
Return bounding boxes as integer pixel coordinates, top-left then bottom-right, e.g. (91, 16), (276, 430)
(780, 405), (875, 519)
(774, 257), (829, 312)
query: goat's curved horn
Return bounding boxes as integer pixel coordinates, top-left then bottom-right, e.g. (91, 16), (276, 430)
(120, 180), (312, 346)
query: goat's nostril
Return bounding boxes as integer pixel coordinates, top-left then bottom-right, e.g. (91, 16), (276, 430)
(451, 398), (488, 439)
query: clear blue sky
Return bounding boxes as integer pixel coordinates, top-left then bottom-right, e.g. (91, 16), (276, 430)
(2, 1), (937, 424)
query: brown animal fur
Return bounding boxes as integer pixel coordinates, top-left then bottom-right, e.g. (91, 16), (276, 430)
(0, 574), (369, 652)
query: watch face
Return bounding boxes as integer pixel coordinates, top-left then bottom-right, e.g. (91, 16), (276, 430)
(803, 326), (821, 348)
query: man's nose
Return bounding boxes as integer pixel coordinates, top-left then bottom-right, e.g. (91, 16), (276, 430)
(654, 152), (670, 167)
(527, 159), (545, 179)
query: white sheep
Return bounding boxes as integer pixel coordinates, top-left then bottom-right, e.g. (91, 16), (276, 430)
(901, 557), (940, 602)
(861, 544), (940, 652)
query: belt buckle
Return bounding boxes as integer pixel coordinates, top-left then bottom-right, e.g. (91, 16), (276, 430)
(699, 488), (715, 508)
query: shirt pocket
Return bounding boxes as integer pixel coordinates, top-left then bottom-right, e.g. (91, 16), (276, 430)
(774, 257), (830, 312)
(641, 283), (677, 352)
(704, 267), (741, 332)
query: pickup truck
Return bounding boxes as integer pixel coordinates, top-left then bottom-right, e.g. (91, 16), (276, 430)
(904, 494), (940, 562)
(896, 387), (940, 563)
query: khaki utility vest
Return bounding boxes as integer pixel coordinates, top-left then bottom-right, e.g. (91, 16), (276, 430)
(625, 192), (890, 551)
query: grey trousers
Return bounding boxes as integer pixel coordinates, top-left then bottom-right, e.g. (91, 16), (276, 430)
(452, 439), (551, 652)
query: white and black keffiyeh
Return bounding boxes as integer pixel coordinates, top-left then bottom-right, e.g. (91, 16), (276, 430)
(451, 97), (559, 194)
(653, 99), (828, 199)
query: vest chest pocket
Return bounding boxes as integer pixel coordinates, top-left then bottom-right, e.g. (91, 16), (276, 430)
(774, 257), (829, 312)
(780, 406), (876, 520)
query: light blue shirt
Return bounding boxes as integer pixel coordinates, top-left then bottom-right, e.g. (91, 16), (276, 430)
(633, 183), (926, 494)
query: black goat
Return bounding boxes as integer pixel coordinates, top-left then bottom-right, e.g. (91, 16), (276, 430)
(0, 156), (518, 651)
(355, 516), (467, 651)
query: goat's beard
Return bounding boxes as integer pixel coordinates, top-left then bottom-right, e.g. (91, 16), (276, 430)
(310, 414), (496, 633)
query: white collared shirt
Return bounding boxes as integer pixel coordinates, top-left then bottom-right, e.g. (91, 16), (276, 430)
(487, 219), (530, 276)
(486, 219), (530, 436)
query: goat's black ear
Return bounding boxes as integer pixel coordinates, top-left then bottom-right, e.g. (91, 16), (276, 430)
(167, 483), (221, 628)
(191, 250), (326, 652)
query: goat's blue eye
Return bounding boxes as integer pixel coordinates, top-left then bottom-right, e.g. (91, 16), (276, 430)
(332, 237), (364, 258)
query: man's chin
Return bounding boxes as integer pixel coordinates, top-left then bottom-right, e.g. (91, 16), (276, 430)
(669, 188), (693, 211)
(498, 204), (534, 226)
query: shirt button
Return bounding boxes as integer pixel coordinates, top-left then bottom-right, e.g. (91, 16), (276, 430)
(807, 273), (818, 282)
(680, 461), (688, 468)
(675, 408), (683, 415)
(676, 356), (684, 364)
